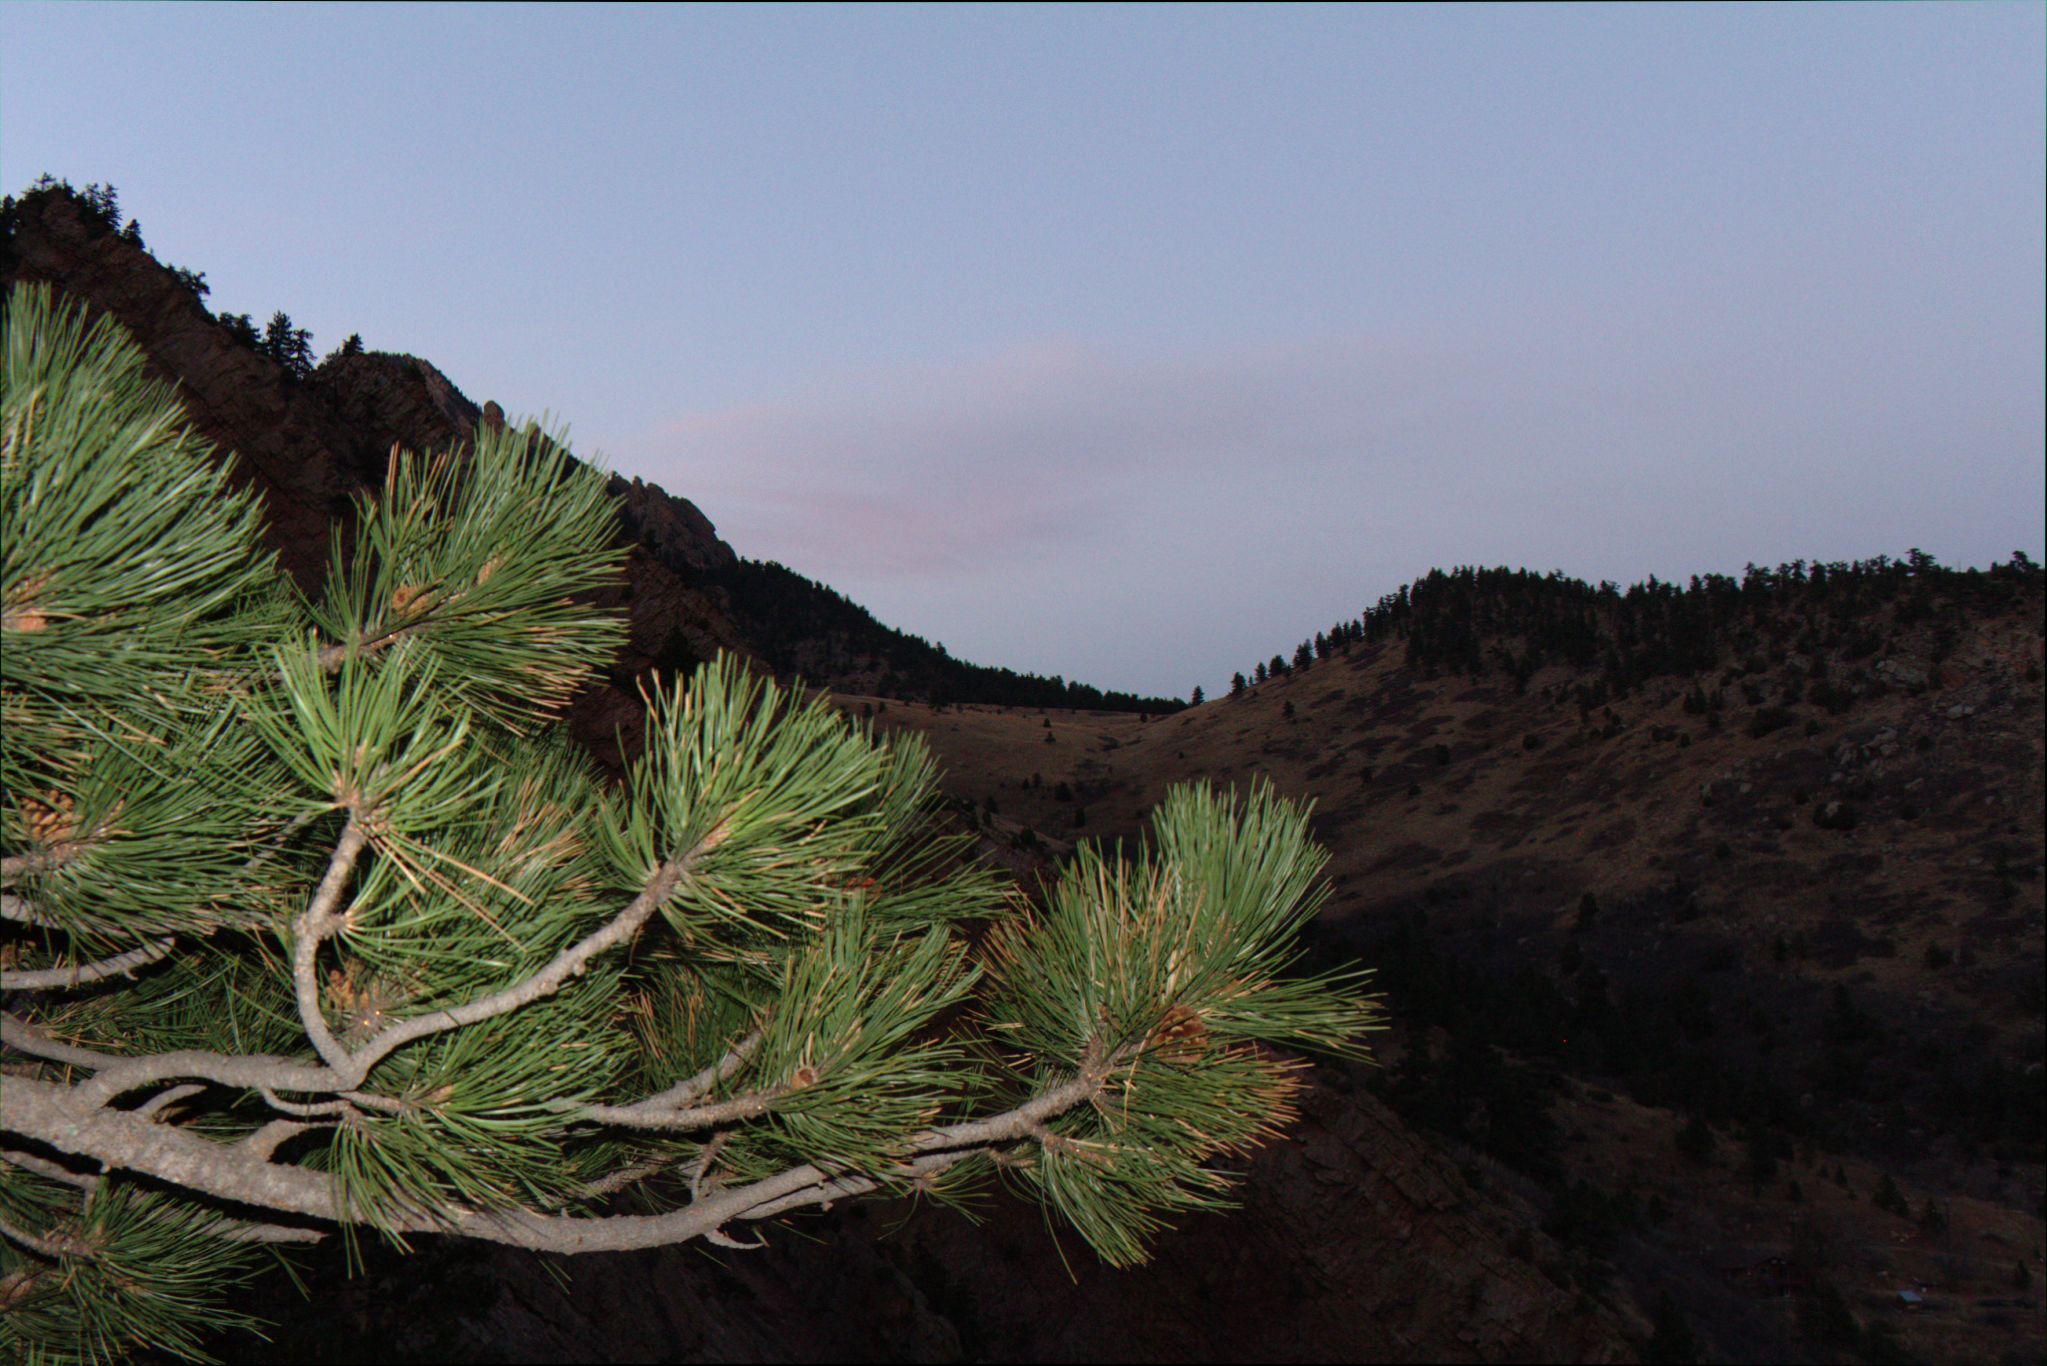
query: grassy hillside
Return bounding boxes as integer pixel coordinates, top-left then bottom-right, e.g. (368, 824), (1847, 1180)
(850, 557), (2046, 1364)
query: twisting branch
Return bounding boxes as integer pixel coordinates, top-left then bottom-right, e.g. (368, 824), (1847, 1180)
(338, 842), (705, 1084)
(0, 1212), (94, 1261)
(738, 1150), (966, 1222)
(134, 1083), (205, 1120)
(0, 1057), (1115, 1256)
(0, 1014), (342, 1106)
(578, 1088), (783, 1133)
(259, 1088), (356, 1119)
(1, 1146), (100, 1193)
(211, 1220), (327, 1245)
(1, 1012), (123, 1071)
(241, 1120), (325, 1163)
(636, 1026), (766, 1112)
(574, 1153), (678, 1204)
(290, 821), (370, 1073)
(1, 891), (58, 926)
(2, 935), (176, 991)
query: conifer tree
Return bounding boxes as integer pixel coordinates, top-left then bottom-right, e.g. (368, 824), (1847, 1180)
(261, 309), (295, 366)
(0, 285), (1381, 1363)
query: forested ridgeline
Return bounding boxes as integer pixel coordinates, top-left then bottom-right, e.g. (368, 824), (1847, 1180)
(1229, 554), (2044, 703)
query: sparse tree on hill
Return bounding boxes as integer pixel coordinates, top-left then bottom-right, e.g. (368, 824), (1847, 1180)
(0, 286), (1382, 1364)
(261, 309), (294, 364)
(1190, 686), (1204, 705)
(1254, 661), (1269, 685)
(1230, 672), (1247, 698)
(217, 311), (258, 347)
(80, 182), (120, 230)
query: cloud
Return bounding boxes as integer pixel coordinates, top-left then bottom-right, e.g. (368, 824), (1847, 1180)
(644, 335), (1449, 579)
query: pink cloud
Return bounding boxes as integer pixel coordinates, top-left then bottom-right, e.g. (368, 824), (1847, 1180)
(640, 335), (1438, 577)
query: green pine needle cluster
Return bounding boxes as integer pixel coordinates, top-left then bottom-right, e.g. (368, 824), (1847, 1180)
(1, 282), (1381, 1364)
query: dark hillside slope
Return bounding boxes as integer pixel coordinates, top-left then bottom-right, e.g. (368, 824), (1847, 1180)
(863, 557), (2046, 1364)
(709, 556), (1185, 711)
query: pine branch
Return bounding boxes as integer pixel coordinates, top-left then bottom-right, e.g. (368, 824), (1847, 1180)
(0, 891), (57, 924)
(290, 821), (370, 1072)
(1, 934), (176, 990)
(0, 1013), (345, 1105)
(577, 1088), (784, 1133)
(334, 838), (706, 1084)
(133, 1083), (205, 1120)
(0, 1211), (94, 1260)
(0, 1056), (1113, 1255)
(635, 1025), (766, 1111)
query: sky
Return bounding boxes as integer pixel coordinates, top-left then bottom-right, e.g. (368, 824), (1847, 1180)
(3, 3), (2042, 700)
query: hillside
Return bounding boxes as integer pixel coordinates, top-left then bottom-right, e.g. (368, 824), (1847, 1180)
(853, 559), (2046, 1364)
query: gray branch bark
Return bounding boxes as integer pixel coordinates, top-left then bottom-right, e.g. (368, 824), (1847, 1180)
(0, 1060), (1106, 1256)
(1, 935), (176, 991)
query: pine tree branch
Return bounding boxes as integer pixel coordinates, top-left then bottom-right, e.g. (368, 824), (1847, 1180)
(291, 821), (370, 1073)
(335, 842), (704, 1085)
(210, 1219), (327, 1245)
(0, 1013), (345, 1105)
(1, 891), (58, 925)
(0, 1012), (122, 1071)
(1, 935), (176, 990)
(638, 1026), (767, 1111)
(0, 1211), (93, 1260)
(7, 845), (710, 1109)
(573, 1153), (679, 1203)
(258, 1088), (356, 1119)
(0, 1143), (322, 1250)
(577, 1088), (784, 1132)
(1, 1146), (100, 1193)
(736, 1149), (967, 1222)
(133, 1083), (206, 1120)
(241, 1119), (325, 1161)
(0, 1056), (1113, 1255)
